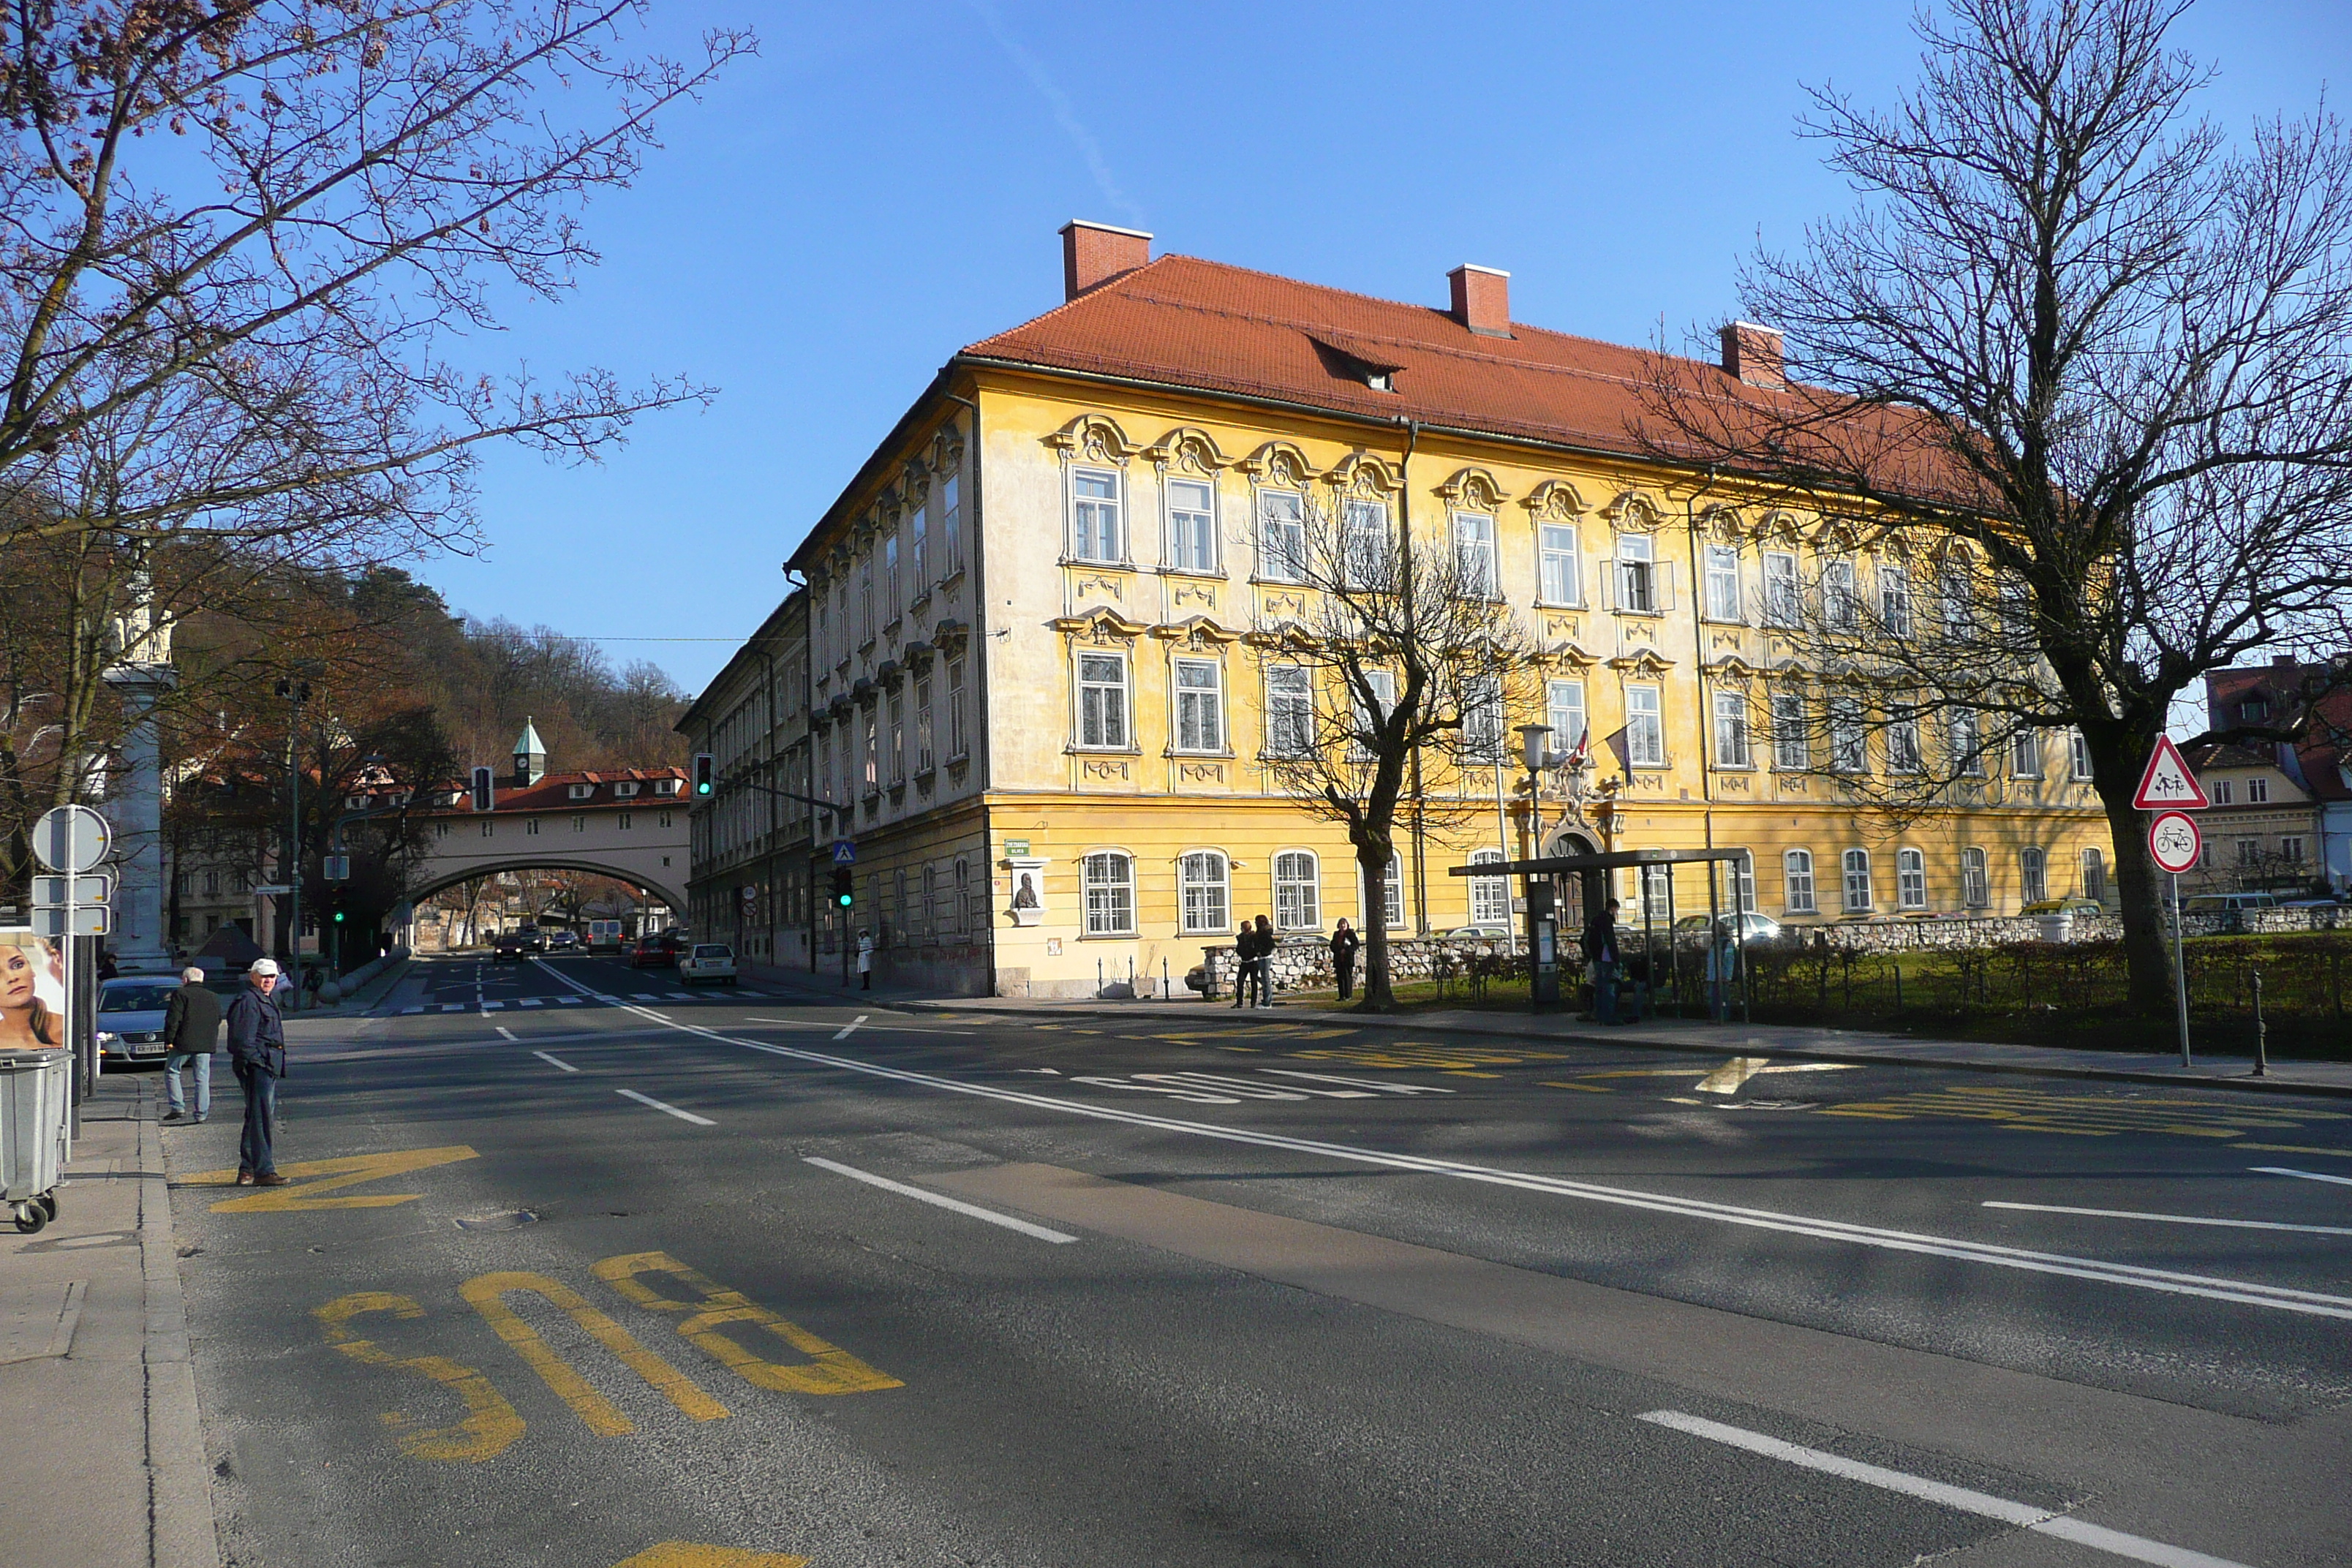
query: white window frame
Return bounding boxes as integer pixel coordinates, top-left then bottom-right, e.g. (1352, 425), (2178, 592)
(1712, 688), (1751, 769)
(1172, 657), (1224, 753)
(1071, 467), (1123, 564)
(883, 532), (900, 626)
(1539, 521), (1582, 606)
(914, 677), (934, 774)
(1469, 848), (1510, 927)
(1625, 684), (1665, 768)
(1703, 543), (1741, 622)
(1463, 672), (1505, 764)
(1360, 853), (1406, 930)
(1082, 851), (1137, 935)
(2012, 728), (2043, 778)
(1896, 847), (1926, 910)
(2280, 835), (2307, 864)
(1824, 557), (1859, 631)
(1616, 532), (1656, 615)
(2246, 776), (2269, 804)
(2069, 728), (2093, 780)
(886, 691), (905, 785)
(1888, 717), (1922, 774)
(1829, 695), (1869, 774)
(1351, 668), (1396, 759)
(1961, 847), (1989, 908)
(1273, 851), (1321, 931)
(1265, 664), (1313, 758)
(1545, 679), (1587, 756)
(2020, 846), (2048, 904)
(1940, 562), (1971, 640)
(2081, 847), (2108, 900)
(2211, 779), (2233, 804)
(1950, 707), (1983, 777)
(1257, 489), (1306, 583)
(946, 657), (968, 760)
(941, 473), (962, 575)
(1453, 510), (1498, 599)
(1177, 851), (1230, 934)
(1763, 551), (1800, 626)
(1342, 499), (1390, 589)
(1771, 693), (1809, 771)
(909, 501), (927, 589)
(1167, 477), (1217, 574)
(1076, 652), (1131, 750)
(1879, 562), (1912, 638)
(1842, 848), (1874, 913)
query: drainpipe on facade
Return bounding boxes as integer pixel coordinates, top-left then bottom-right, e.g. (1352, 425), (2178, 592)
(1684, 466), (1723, 905)
(941, 386), (990, 997)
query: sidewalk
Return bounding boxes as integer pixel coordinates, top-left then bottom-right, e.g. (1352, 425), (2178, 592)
(745, 962), (2352, 1100)
(0, 1073), (219, 1568)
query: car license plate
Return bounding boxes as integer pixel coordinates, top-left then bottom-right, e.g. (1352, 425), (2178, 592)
(133, 1041), (168, 1056)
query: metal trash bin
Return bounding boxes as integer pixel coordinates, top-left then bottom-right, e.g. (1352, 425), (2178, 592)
(0, 1047), (72, 1234)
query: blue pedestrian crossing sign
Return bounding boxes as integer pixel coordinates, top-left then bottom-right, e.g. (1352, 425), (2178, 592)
(832, 839), (856, 865)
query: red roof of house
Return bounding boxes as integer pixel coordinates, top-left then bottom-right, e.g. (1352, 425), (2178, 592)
(961, 254), (1960, 491)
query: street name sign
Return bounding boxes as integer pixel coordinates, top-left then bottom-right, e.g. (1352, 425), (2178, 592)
(253, 883), (294, 897)
(2132, 736), (2208, 810)
(31, 873), (112, 908)
(832, 840), (856, 865)
(2148, 811), (2202, 875)
(31, 905), (110, 938)
(30, 803), (111, 874)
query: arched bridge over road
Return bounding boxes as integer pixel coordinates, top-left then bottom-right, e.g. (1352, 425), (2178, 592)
(399, 761), (691, 915)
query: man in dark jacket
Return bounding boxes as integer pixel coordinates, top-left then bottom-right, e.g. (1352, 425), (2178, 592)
(1229, 923), (1259, 1009)
(1582, 899), (1625, 1024)
(225, 958), (290, 1186)
(160, 967), (223, 1124)
(1329, 919), (1361, 1002)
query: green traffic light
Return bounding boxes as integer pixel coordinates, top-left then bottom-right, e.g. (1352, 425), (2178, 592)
(837, 892), (852, 908)
(333, 910), (345, 922)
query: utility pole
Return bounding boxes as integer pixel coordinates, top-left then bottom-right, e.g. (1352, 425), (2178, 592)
(275, 676), (311, 987)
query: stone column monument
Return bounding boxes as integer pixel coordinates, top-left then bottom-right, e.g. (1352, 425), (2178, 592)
(101, 566), (178, 975)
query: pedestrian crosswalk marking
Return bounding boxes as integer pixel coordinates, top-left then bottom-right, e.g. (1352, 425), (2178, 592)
(519, 998), (542, 1007)
(483, 1000), (505, 1009)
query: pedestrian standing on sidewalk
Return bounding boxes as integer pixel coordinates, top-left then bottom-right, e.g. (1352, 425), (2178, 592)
(159, 967), (222, 1125)
(1582, 899), (1624, 1024)
(225, 959), (289, 1187)
(856, 930), (874, 990)
(1329, 919), (1360, 1002)
(1229, 923), (1259, 1009)
(1251, 915), (1278, 1007)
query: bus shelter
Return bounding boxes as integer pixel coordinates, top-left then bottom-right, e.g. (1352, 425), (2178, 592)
(1449, 846), (1754, 1020)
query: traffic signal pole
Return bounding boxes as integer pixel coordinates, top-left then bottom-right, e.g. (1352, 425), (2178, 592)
(690, 768), (855, 980)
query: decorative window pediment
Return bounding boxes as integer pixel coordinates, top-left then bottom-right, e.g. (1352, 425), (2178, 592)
(1698, 504), (1747, 544)
(1145, 426), (1231, 475)
(1047, 413), (1139, 464)
(1608, 648), (1676, 674)
(1150, 614), (1244, 644)
(1050, 609), (1147, 644)
(1324, 451), (1400, 494)
(1237, 440), (1315, 487)
(1435, 466), (1507, 510)
(1521, 478), (1590, 520)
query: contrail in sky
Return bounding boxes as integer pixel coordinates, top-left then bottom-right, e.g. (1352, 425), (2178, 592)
(965, 0), (1146, 227)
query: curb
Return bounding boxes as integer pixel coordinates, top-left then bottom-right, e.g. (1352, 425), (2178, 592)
(135, 1082), (222, 1568)
(878, 995), (2352, 1103)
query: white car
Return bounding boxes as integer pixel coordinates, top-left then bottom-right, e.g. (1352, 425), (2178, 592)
(676, 943), (737, 986)
(97, 977), (179, 1064)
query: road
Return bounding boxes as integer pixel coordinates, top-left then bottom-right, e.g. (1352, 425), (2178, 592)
(164, 953), (2352, 1568)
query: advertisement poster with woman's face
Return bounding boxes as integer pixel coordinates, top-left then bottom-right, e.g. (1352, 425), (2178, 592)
(0, 931), (65, 1049)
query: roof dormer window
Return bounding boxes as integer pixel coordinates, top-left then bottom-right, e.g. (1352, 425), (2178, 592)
(653, 778), (679, 796)
(615, 781), (640, 799)
(2240, 698), (2269, 721)
(568, 783), (594, 801)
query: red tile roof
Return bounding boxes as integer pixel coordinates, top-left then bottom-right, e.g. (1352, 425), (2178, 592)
(411, 768), (687, 816)
(961, 255), (1952, 486)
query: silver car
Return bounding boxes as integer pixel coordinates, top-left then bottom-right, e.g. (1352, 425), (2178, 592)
(97, 977), (179, 1064)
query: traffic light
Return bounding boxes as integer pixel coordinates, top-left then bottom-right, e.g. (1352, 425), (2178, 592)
(830, 867), (853, 908)
(470, 765), (494, 812)
(693, 753), (715, 796)
(332, 908), (345, 924)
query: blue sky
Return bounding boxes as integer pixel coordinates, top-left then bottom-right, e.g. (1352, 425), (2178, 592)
(433, 0), (2348, 701)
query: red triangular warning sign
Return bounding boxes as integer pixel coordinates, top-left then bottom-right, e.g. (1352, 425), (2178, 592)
(2132, 735), (2209, 810)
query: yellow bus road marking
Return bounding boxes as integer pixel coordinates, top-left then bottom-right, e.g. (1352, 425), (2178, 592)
(461, 1272), (728, 1436)
(612, 1544), (810, 1568)
(314, 1292), (524, 1462)
(1294, 1041), (1570, 1071)
(595, 1251), (902, 1396)
(1542, 1080), (1615, 1092)
(1820, 1083), (2347, 1140)
(2240, 1143), (2352, 1158)
(192, 1145), (479, 1212)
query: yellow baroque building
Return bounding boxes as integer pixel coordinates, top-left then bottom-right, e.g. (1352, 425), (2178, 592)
(682, 222), (2114, 998)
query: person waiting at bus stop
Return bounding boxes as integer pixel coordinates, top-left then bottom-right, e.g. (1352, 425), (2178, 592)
(1582, 899), (1625, 1024)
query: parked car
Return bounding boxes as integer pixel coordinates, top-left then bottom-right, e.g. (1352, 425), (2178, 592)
(625, 935), (673, 968)
(676, 943), (737, 986)
(1671, 912), (1784, 946)
(545, 930), (581, 951)
(2183, 892), (2277, 915)
(96, 976), (178, 1065)
(2019, 896), (2105, 917)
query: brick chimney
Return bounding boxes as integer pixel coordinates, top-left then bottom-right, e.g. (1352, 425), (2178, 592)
(1060, 220), (1151, 301)
(1447, 264), (1512, 338)
(1721, 322), (1786, 389)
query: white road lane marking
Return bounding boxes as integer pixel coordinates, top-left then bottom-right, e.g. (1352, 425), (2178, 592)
(1983, 1201), (2352, 1237)
(2255, 1165), (2352, 1187)
(616, 1088), (713, 1126)
(630, 1026), (2352, 1322)
(440, 1003), (464, 1012)
(494, 1025), (517, 1041)
(834, 1014), (868, 1040)
(1636, 1410), (2250, 1568)
(519, 998), (542, 1007)
(1260, 1069), (1455, 1096)
(739, 1017), (977, 1036)
(803, 1156), (1078, 1243)
(532, 1051), (578, 1074)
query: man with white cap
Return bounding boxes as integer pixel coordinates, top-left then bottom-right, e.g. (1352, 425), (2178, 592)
(225, 958), (289, 1186)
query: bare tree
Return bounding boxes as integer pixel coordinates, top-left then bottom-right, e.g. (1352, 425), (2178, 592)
(1641, 0), (2352, 1015)
(1251, 472), (1535, 1010)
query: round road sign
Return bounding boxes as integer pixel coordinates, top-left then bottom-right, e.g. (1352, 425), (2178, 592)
(2148, 810), (2201, 875)
(31, 803), (112, 874)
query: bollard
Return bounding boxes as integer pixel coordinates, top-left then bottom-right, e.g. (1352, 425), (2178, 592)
(2252, 967), (2268, 1078)
(1893, 962), (1904, 1010)
(1162, 957), (1170, 1000)
(1097, 958), (1104, 997)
